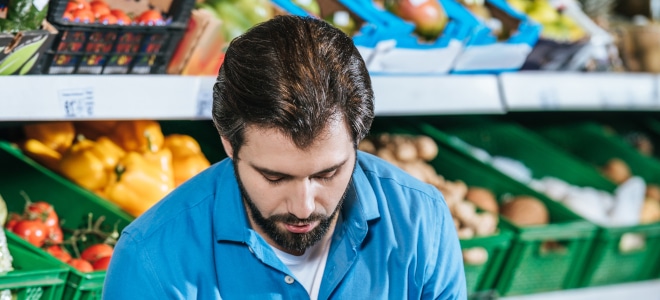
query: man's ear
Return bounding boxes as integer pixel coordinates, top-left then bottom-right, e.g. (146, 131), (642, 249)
(221, 136), (234, 160)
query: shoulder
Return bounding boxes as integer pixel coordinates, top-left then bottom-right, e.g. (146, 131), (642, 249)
(120, 159), (232, 242)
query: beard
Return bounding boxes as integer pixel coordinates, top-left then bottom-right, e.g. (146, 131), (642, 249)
(234, 162), (351, 254)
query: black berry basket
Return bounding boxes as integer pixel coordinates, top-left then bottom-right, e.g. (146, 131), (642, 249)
(42, 0), (195, 74)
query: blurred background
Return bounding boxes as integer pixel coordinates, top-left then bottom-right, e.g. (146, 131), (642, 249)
(2, 0), (660, 299)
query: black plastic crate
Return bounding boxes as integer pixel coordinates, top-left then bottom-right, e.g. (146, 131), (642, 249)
(41, 0), (194, 74)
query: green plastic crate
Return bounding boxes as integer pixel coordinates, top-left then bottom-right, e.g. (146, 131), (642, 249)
(369, 121), (598, 296)
(461, 231), (513, 297)
(392, 119), (602, 295)
(0, 141), (134, 300)
(527, 121), (660, 287)
(0, 232), (69, 300)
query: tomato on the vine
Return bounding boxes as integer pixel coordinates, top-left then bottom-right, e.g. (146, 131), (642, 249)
(46, 225), (63, 244)
(46, 245), (72, 262)
(81, 243), (114, 263)
(5, 213), (22, 231)
(12, 220), (47, 247)
(68, 258), (94, 272)
(93, 256), (112, 271)
(26, 201), (59, 229)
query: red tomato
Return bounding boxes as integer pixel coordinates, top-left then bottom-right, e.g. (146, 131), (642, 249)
(92, 255), (112, 271)
(136, 10), (164, 25)
(5, 213), (22, 231)
(98, 14), (118, 25)
(81, 243), (114, 263)
(62, 11), (74, 21)
(90, 1), (110, 18)
(46, 225), (63, 244)
(72, 8), (95, 23)
(111, 9), (131, 25)
(68, 258), (94, 272)
(65, 0), (90, 12)
(12, 220), (47, 247)
(46, 245), (72, 262)
(26, 201), (59, 229)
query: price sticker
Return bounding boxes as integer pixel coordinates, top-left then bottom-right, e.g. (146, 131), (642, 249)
(196, 80), (214, 119)
(538, 87), (560, 110)
(59, 87), (95, 118)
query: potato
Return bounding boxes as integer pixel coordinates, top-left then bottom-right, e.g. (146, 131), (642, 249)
(601, 158), (632, 185)
(415, 136), (438, 161)
(463, 247), (488, 265)
(500, 196), (549, 226)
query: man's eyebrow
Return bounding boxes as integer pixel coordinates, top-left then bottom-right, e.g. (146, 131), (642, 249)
(250, 158), (348, 178)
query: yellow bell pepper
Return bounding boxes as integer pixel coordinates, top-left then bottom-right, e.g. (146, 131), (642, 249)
(92, 137), (126, 170)
(110, 120), (165, 152)
(21, 139), (62, 171)
(164, 134), (204, 157)
(164, 134), (211, 186)
(58, 137), (107, 191)
(172, 154), (211, 187)
(74, 120), (118, 140)
(104, 152), (174, 217)
(110, 120), (164, 153)
(23, 121), (75, 154)
(143, 134), (175, 188)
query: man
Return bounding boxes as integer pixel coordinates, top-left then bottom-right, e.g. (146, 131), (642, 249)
(103, 15), (466, 299)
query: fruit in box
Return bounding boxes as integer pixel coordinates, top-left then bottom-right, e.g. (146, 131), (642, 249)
(384, 0), (449, 41)
(61, 0), (166, 25)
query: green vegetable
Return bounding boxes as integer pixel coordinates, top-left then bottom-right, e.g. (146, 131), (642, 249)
(19, 51), (39, 75)
(6, 0), (48, 31)
(0, 35), (46, 75)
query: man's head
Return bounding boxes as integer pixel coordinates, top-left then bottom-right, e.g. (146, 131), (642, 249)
(212, 15), (374, 255)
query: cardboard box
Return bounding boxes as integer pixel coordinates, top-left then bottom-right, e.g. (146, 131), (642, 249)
(167, 9), (225, 75)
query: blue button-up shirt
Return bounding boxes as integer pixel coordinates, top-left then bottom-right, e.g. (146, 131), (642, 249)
(103, 152), (466, 299)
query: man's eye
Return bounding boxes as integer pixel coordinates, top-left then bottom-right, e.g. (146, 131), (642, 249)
(264, 176), (284, 184)
(315, 171), (337, 182)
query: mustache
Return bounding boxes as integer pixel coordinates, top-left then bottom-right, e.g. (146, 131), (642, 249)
(268, 213), (328, 224)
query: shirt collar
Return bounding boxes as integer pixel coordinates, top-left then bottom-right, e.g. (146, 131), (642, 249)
(213, 153), (380, 243)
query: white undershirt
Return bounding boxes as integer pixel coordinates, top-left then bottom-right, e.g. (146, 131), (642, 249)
(270, 217), (338, 300)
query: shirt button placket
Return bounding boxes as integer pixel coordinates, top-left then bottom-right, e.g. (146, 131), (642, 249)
(284, 275), (295, 284)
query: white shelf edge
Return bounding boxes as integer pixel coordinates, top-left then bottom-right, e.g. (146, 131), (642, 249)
(2, 72), (660, 121)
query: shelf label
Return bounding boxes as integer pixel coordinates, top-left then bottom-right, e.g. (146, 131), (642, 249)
(196, 77), (215, 119)
(59, 87), (95, 118)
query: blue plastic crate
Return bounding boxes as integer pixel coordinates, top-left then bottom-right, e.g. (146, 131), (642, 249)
(274, 0), (476, 74)
(451, 0), (542, 74)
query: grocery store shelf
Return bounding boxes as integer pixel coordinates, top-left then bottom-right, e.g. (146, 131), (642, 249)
(371, 74), (504, 115)
(2, 72), (660, 121)
(501, 72), (659, 111)
(501, 279), (660, 300)
(0, 75), (202, 121)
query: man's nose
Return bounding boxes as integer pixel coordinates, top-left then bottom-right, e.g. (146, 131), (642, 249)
(287, 179), (315, 219)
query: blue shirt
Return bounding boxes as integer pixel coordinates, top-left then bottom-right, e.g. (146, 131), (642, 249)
(103, 152), (466, 299)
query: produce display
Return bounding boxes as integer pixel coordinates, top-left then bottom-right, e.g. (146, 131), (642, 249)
(61, 0), (166, 25)
(19, 120), (211, 217)
(382, 0), (449, 41)
(4, 192), (116, 272)
(359, 133), (501, 238)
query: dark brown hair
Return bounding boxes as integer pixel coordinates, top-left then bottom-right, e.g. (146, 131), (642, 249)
(212, 15), (374, 158)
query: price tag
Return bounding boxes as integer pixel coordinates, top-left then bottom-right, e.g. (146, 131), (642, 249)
(59, 87), (95, 118)
(196, 78), (215, 119)
(538, 87), (560, 109)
